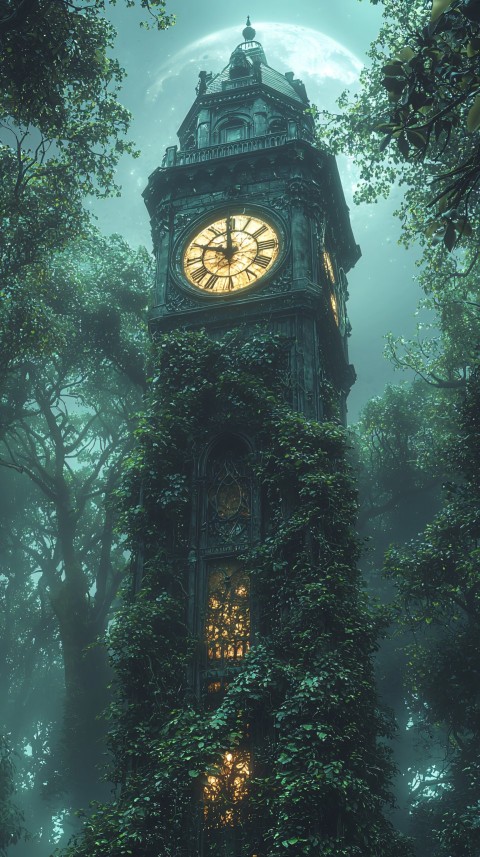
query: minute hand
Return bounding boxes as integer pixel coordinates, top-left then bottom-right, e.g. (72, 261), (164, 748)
(226, 217), (235, 260)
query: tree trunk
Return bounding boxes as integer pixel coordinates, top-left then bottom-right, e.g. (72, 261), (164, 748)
(56, 595), (112, 809)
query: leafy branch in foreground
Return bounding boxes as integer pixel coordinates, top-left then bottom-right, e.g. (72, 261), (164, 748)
(320, 0), (480, 251)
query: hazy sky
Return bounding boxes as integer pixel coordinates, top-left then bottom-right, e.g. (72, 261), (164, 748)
(94, 1), (423, 421)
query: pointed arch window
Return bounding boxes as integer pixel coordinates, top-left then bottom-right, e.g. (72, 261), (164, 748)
(202, 437), (254, 699)
(206, 438), (252, 549)
(199, 437), (255, 846)
(221, 120), (248, 143)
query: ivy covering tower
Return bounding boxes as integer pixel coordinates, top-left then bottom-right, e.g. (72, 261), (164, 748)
(63, 19), (412, 857)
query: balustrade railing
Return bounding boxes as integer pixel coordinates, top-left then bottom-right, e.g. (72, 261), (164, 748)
(162, 133), (291, 168)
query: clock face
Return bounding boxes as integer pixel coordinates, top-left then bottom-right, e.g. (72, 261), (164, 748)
(183, 214), (280, 294)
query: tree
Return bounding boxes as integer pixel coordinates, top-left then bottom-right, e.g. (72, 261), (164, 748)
(314, 4), (480, 850)
(316, 0), (480, 404)
(0, 0), (173, 434)
(384, 366), (480, 856)
(0, 233), (151, 828)
(383, 239), (480, 390)
(350, 380), (462, 836)
(0, 735), (24, 856)
(323, 0), (480, 250)
(354, 381), (456, 529)
(0, 463), (64, 855)
(325, 3), (480, 849)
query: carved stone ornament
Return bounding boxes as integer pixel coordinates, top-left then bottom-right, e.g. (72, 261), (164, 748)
(155, 203), (171, 229)
(151, 204), (171, 244)
(268, 195), (290, 218)
(285, 179), (324, 218)
(224, 184), (244, 199)
(174, 211), (198, 231)
(261, 267), (292, 295)
(316, 215), (327, 245)
(166, 284), (198, 312)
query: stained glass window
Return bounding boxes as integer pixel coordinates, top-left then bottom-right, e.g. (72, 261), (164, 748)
(330, 292), (339, 326)
(323, 250), (336, 284)
(207, 445), (251, 547)
(205, 561), (250, 666)
(204, 750), (251, 829)
(201, 440), (253, 840)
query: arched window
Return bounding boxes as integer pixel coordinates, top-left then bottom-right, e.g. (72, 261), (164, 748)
(220, 119), (248, 143)
(201, 438), (253, 696)
(205, 559), (250, 668)
(206, 437), (252, 549)
(199, 437), (255, 850)
(269, 117), (287, 135)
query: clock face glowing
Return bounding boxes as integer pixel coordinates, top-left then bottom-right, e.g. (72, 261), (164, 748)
(183, 214), (280, 294)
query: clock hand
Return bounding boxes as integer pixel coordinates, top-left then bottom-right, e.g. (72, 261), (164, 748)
(207, 245), (238, 255)
(226, 216), (233, 260)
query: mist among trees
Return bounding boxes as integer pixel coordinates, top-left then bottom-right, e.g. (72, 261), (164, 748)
(1, 0), (479, 855)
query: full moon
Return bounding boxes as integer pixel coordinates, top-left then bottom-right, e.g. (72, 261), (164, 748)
(149, 22), (362, 111)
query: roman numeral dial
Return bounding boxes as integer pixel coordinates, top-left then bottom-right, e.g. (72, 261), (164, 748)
(182, 214), (280, 294)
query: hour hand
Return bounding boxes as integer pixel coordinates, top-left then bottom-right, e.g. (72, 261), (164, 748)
(207, 244), (238, 256)
(207, 245), (229, 255)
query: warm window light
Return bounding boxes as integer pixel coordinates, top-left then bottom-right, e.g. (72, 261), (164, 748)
(205, 563), (250, 663)
(330, 292), (339, 326)
(323, 251), (335, 283)
(204, 750), (251, 828)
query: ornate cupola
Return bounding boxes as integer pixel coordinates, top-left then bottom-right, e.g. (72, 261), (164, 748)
(157, 19), (314, 163)
(143, 18), (361, 422)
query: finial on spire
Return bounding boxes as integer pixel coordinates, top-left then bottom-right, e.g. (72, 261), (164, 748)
(242, 15), (256, 42)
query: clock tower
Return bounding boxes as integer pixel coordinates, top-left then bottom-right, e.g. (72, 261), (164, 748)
(135, 19), (398, 857)
(60, 20), (411, 857)
(143, 17), (360, 424)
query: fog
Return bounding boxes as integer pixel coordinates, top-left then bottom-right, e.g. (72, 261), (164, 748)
(93, 1), (424, 420)
(2, 3), (457, 856)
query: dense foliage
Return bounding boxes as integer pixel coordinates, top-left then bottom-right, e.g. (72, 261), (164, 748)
(384, 368), (480, 856)
(375, 0), (480, 240)
(334, 3), (480, 852)
(0, 0), (173, 434)
(0, 736), (24, 856)
(0, 233), (151, 852)
(324, 0), (480, 249)
(0, 0), (173, 847)
(62, 331), (412, 857)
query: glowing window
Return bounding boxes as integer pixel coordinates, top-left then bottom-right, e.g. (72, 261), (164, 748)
(205, 561), (250, 665)
(323, 251), (335, 283)
(204, 750), (251, 828)
(330, 292), (339, 326)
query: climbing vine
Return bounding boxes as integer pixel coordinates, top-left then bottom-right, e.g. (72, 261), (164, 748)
(63, 331), (412, 857)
